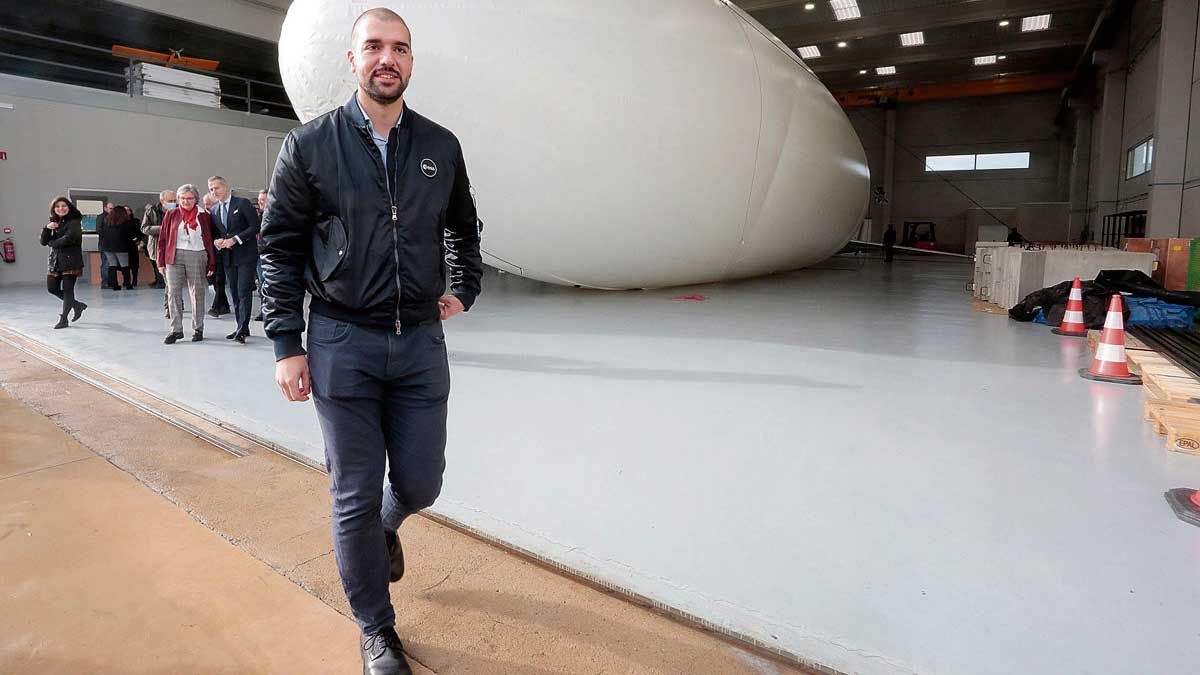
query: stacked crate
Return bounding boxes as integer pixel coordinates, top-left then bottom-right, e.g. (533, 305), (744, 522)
(128, 63), (222, 108)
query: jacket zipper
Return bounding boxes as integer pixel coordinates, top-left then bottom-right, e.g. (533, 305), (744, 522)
(365, 122), (406, 336)
(388, 129), (403, 335)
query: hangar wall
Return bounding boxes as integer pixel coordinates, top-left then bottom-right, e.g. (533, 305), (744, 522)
(1086, 0), (1199, 237)
(847, 92), (1071, 253)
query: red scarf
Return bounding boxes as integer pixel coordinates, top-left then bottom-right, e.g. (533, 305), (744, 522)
(179, 205), (200, 231)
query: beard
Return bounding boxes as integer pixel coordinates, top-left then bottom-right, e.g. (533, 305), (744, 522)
(361, 69), (407, 105)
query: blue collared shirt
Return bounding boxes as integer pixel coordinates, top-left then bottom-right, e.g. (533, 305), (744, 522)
(355, 93), (403, 170)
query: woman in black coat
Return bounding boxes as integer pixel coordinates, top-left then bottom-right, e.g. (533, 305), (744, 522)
(98, 203), (133, 290)
(41, 196), (87, 328)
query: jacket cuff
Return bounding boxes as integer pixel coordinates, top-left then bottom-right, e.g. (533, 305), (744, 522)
(453, 291), (477, 312)
(272, 332), (307, 361)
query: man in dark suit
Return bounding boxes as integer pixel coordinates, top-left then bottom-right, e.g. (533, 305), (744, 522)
(207, 176), (261, 343)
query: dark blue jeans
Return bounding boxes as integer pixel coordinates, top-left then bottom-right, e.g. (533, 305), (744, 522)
(224, 260), (256, 335)
(307, 312), (450, 635)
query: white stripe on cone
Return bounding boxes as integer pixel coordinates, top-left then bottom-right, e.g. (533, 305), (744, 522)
(1069, 287), (1082, 301)
(1104, 311), (1124, 330)
(1095, 342), (1127, 363)
(1063, 310), (1085, 323)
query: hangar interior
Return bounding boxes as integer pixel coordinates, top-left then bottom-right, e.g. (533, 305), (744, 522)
(1, 1), (1198, 675)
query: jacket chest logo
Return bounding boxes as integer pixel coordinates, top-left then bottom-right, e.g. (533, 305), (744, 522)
(420, 158), (437, 178)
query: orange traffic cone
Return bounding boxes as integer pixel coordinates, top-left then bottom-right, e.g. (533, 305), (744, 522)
(1051, 277), (1087, 336)
(1165, 488), (1200, 527)
(1078, 295), (1141, 385)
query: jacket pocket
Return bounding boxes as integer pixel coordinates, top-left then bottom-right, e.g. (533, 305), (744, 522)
(312, 215), (348, 282)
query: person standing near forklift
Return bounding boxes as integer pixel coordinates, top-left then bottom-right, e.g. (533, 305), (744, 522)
(882, 224), (896, 262)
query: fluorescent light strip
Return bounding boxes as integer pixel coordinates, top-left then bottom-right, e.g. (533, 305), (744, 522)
(1021, 14), (1051, 31)
(829, 0), (861, 21)
(876, 66), (896, 75)
(899, 31), (924, 47)
(974, 55), (997, 65)
(797, 45), (821, 59)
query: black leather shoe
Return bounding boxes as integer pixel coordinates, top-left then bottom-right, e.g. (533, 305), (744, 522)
(385, 530), (405, 582)
(226, 331), (238, 340)
(235, 334), (246, 344)
(207, 308), (220, 318)
(72, 302), (87, 322)
(164, 332), (184, 344)
(253, 313), (263, 322)
(361, 627), (412, 675)
(191, 331), (203, 342)
(54, 315), (69, 329)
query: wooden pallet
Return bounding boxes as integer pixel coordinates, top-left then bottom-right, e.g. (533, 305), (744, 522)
(1125, 350), (1180, 376)
(1143, 401), (1200, 455)
(1139, 354), (1200, 455)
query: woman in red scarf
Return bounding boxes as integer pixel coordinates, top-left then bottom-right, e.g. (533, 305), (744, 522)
(157, 183), (216, 344)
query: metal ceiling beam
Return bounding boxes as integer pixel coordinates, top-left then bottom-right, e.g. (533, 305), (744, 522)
(737, 0), (813, 10)
(767, 0), (1095, 46)
(832, 72), (1074, 105)
(808, 31), (1090, 72)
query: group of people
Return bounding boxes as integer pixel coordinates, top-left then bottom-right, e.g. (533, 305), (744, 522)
(95, 202), (150, 290)
(41, 178), (269, 345)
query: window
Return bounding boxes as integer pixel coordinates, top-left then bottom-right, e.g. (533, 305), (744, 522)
(925, 154), (976, 171)
(975, 152), (1031, 170)
(924, 152), (1031, 172)
(1126, 138), (1154, 179)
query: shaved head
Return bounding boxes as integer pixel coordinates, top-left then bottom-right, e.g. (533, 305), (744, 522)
(351, 8), (409, 47)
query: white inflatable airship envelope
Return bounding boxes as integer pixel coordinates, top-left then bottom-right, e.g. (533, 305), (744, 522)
(278, 0), (870, 289)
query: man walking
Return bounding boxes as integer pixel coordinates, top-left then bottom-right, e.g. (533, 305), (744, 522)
(97, 201), (116, 288)
(207, 176), (260, 342)
(882, 224), (896, 263)
(141, 190), (173, 289)
(260, 8), (482, 675)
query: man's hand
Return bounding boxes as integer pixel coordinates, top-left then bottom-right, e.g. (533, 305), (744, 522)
(438, 295), (465, 320)
(275, 355), (311, 402)
(215, 238), (231, 249)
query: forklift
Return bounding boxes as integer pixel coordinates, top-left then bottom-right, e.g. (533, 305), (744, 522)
(902, 221), (937, 250)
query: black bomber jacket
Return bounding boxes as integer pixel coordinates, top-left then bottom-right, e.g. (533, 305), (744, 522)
(260, 94), (483, 361)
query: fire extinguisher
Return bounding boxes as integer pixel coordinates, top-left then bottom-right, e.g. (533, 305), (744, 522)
(1, 227), (14, 264)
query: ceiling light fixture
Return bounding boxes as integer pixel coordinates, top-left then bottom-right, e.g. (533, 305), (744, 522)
(829, 0), (861, 21)
(899, 31), (924, 47)
(837, 41), (848, 48)
(797, 45), (821, 59)
(974, 55), (998, 65)
(997, 55), (1007, 60)
(859, 69), (868, 74)
(804, 2), (816, 10)
(876, 66), (896, 75)
(1021, 14), (1051, 32)
(999, 20), (1010, 27)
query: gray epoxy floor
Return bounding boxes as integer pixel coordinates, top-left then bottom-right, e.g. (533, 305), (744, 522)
(2, 258), (1197, 675)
